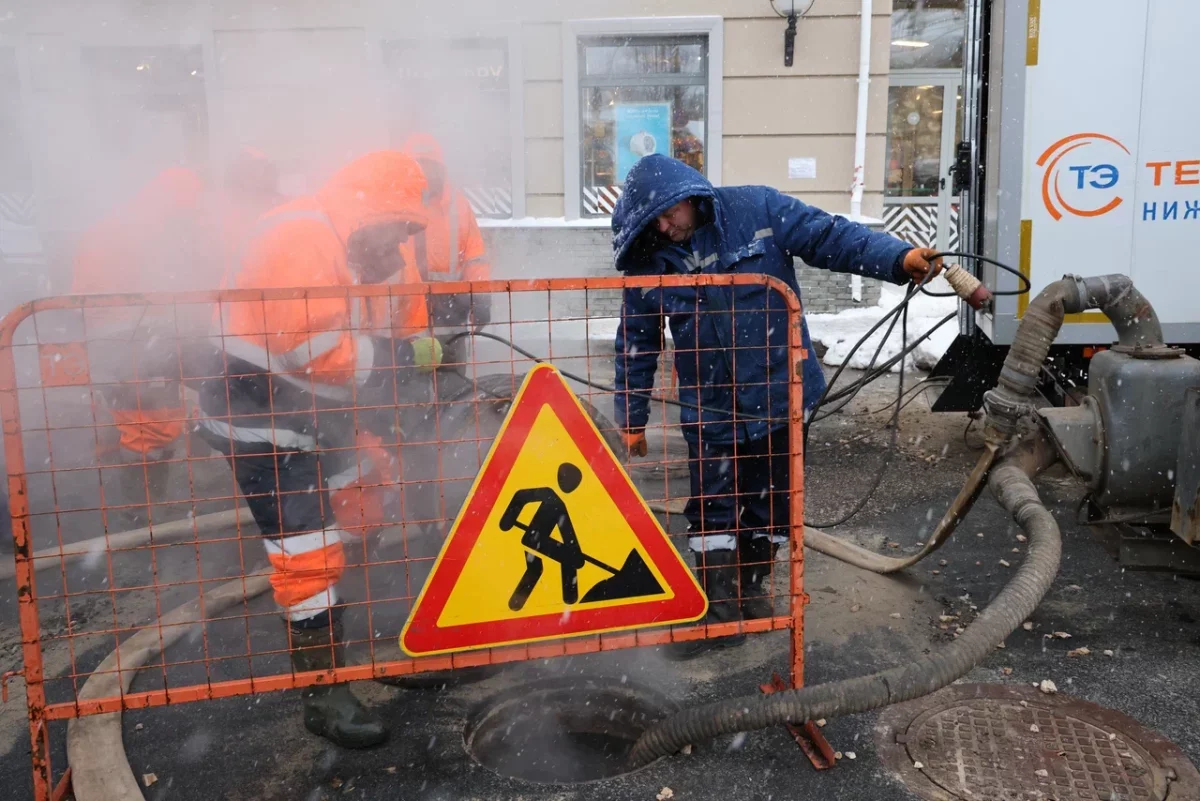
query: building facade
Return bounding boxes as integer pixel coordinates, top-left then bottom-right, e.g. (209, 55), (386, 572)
(0, 1), (964, 315)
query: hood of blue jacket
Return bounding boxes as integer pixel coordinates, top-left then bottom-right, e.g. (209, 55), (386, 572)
(611, 155), (716, 273)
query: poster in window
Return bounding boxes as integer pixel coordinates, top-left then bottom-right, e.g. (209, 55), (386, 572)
(614, 102), (671, 183)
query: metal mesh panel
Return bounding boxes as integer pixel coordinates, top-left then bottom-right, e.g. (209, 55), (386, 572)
(0, 276), (807, 799)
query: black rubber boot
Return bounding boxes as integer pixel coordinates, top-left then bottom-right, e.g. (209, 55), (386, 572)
(739, 538), (780, 620)
(663, 549), (746, 661)
(289, 613), (388, 749)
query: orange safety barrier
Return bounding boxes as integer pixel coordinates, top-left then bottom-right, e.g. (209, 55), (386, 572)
(0, 276), (809, 800)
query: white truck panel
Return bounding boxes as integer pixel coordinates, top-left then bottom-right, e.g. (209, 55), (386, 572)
(1130, 0), (1200, 326)
(1021, 0), (1144, 302)
(986, 0), (1200, 343)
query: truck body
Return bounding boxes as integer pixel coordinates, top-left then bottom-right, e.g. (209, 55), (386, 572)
(934, 0), (1200, 410)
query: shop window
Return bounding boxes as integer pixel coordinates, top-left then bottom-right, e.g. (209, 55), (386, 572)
(890, 0), (967, 70)
(0, 49), (32, 195)
(80, 46), (209, 192)
(885, 84), (946, 198)
(382, 38), (516, 219)
(576, 35), (709, 217)
(0, 46), (44, 281)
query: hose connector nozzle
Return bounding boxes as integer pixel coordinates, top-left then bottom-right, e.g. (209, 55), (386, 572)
(943, 264), (994, 311)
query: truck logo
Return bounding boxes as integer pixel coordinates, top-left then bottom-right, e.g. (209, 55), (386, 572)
(1037, 133), (1130, 220)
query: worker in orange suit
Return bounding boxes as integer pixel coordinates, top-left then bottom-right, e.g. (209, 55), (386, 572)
(71, 167), (214, 500)
(399, 133), (491, 368)
(73, 156), (284, 505)
(195, 150), (439, 749)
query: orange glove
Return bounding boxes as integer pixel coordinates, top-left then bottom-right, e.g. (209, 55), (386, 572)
(622, 430), (648, 458)
(901, 248), (944, 283)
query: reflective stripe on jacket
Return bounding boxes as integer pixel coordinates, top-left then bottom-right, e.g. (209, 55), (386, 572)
(200, 150), (429, 446)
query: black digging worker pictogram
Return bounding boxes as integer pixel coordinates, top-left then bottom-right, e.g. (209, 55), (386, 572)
(499, 462), (665, 612)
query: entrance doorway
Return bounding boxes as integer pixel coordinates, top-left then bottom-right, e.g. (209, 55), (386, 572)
(884, 0), (967, 251)
(883, 71), (962, 251)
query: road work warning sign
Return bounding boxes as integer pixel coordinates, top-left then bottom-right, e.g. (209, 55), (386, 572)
(400, 363), (707, 656)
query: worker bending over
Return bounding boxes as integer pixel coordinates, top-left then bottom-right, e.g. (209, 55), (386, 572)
(612, 154), (941, 660)
(196, 151), (438, 748)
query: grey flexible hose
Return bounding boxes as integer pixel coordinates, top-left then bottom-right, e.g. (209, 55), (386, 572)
(983, 272), (1163, 434)
(627, 435), (1061, 767)
(627, 272), (1155, 764)
(1073, 274), (1168, 352)
(809, 272), (1153, 575)
(983, 278), (1081, 435)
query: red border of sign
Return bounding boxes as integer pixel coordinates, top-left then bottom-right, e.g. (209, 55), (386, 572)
(401, 364), (707, 655)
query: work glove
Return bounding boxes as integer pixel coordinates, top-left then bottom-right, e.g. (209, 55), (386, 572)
(901, 248), (944, 283)
(622, 430), (648, 458)
(410, 336), (443, 372)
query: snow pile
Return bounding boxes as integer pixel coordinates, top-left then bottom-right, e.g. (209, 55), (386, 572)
(806, 278), (960, 372)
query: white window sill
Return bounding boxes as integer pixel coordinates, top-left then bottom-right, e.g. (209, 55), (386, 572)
(478, 216), (612, 230)
(839, 213), (885, 226)
(479, 212), (883, 228)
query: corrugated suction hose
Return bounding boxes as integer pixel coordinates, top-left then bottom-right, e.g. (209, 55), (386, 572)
(628, 434), (1060, 766)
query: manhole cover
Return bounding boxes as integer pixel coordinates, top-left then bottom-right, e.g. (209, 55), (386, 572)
(876, 684), (1200, 801)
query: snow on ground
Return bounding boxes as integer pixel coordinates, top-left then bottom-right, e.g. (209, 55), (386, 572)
(805, 277), (960, 373)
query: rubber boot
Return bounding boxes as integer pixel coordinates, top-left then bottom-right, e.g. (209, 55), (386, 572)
(663, 549), (746, 661)
(739, 538), (780, 620)
(289, 613), (388, 749)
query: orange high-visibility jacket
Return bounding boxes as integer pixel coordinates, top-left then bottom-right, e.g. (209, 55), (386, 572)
(218, 150), (429, 396)
(400, 133), (490, 285)
(71, 167), (211, 297)
(71, 167), (213, 455)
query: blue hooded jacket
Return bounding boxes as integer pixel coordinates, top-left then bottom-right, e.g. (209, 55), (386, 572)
(612, 155), (913, 444)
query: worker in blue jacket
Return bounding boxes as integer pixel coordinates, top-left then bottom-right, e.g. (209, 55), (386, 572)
(612, 154), (940, 660)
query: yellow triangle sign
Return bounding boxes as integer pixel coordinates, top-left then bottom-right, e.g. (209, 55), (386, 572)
(401, 364), (707, 655)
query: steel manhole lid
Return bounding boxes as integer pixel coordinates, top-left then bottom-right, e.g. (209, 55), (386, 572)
(875, 684), (1200, 801)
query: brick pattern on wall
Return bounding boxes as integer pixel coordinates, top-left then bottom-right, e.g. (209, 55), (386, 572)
(795, 265), (884, 314)
(480, 226), (886, 321)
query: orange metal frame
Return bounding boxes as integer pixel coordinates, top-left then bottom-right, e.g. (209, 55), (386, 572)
(0, 275), (809, 799)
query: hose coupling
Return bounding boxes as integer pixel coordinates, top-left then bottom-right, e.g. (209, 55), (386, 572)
(982, 387), (1033, 436)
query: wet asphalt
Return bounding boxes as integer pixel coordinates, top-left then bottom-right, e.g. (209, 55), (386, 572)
(2, 373), (1199, 801)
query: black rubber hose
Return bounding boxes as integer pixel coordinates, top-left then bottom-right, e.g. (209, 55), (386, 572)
(627, 438), (1062, 767)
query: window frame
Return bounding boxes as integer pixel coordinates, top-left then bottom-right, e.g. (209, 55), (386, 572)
(0, 46), (34, 195)
(563, 16), (723, 221)
(372, 27), (526, 220)
(79, 43), (211, 167)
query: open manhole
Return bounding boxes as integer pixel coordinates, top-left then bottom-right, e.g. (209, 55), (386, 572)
(464, 676), (674, 784)
(876, 683), (1200, 801)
